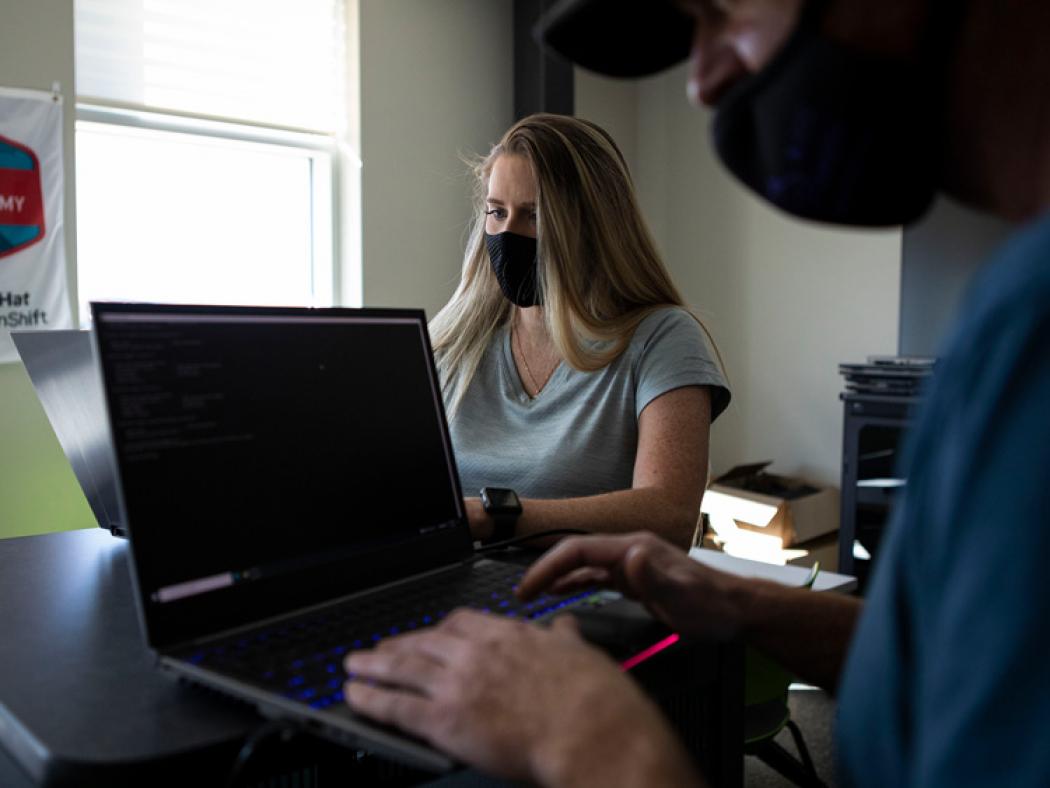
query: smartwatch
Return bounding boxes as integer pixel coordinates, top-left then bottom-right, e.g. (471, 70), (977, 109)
(479, 487), (522, 544)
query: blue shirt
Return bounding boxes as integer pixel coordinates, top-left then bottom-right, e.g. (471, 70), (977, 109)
(837, 213), (1050, 785)
(449, 307), (730, 499)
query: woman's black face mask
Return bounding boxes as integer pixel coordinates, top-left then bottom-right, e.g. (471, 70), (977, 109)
(486, 231), (541, 307)
(711, 2), (960, 227)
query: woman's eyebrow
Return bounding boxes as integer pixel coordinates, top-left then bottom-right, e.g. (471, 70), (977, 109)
(484, 198), (537, 209)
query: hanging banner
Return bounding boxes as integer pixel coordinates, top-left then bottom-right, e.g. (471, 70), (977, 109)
(0, 86), (72, 363)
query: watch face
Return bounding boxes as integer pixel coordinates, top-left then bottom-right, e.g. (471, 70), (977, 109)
(482, 487), (521, 513)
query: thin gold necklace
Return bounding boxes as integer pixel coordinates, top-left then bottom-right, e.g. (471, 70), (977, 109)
(514, 323), (556, 395)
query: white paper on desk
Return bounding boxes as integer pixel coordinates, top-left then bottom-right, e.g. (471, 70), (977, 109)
(688, 548), (855, 593)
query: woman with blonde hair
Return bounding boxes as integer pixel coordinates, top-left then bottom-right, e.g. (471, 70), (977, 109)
(430, 113), (729, 548)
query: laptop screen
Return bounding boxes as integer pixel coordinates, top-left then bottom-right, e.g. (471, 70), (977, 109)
(92, 303), (472, 649)
(11, 330), (124, 535)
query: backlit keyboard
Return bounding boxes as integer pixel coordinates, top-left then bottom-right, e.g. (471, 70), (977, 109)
(181, 560), (601, 711)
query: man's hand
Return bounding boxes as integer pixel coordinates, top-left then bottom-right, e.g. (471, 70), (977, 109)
(517, 532), (745, 642)
(519, 532), (862, 691)
(343, 609), (700, 787)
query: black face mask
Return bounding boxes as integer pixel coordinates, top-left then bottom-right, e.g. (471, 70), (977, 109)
(486, 231), (541, 307)
(712, 1), (962, 227)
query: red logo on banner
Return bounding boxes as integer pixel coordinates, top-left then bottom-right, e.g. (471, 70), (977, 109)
(0, 133), (46, 260)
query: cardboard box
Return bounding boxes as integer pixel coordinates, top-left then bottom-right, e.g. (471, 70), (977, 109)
(785, 532), (839, 572)
(702, 462), (839, 549)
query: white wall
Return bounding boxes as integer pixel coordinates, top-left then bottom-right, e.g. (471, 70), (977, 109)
(357, 0), (514, 318)
(577, 65), (902, 487)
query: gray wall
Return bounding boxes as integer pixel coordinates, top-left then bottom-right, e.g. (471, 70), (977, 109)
(899, 196), (1014, 356)
(576, 66), (902, 488)
(574, 69), (639, 176)
(357, 0), (514, 317)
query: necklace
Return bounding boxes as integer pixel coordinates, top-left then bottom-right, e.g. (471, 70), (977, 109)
(514, 323), (557, 395)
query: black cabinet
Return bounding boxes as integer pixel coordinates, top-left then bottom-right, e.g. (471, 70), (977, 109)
(838, 394), (917, 591)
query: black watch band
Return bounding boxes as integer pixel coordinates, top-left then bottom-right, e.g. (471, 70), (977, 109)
(479, 487), (522, 544)
(489, 513), (517, 543)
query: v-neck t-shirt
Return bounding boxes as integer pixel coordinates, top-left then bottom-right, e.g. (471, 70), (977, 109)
(448, 306), (730, 499)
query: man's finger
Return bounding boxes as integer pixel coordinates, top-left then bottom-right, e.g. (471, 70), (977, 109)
(517, 534), (646, 600)
(368, 627), (474, 667)
(548, 566), (611, 595)
(344, 681), (434, 737)
(343, 648), (444, 693)
(440, 607), (525, 639)
(550, 612), (582, 638)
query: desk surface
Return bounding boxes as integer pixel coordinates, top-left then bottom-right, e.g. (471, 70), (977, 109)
(0, 528), (257, 786)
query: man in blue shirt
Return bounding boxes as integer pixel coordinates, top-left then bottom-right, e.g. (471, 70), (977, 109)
(341, 1), (1050, 785)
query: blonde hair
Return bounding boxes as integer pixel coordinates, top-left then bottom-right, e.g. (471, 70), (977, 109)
(431, 113), (716, 418)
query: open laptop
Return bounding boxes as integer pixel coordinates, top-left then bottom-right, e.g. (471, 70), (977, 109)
(12, 329), (125, 536)
(90, 302), (673, 772)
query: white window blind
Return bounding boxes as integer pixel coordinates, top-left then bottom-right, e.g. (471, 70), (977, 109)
(75, 0), (345, 133)
(73, 0), (351, 324)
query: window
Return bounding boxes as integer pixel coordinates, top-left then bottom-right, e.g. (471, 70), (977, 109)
(74, 0), (349, 325)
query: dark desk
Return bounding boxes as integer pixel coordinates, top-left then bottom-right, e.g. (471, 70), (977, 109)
(0, 529), (258, 786)
(0, 529), (743, 786)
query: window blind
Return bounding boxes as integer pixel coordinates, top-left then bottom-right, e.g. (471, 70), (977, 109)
(75, 0), (345, 133)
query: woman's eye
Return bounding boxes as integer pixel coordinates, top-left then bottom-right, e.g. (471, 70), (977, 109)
(484, 208), (507, 219)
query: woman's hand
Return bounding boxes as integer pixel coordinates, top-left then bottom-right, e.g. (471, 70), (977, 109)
(343, 609), (700, 787)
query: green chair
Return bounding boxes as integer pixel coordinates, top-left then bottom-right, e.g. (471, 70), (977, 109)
(743, 564), (827, 788)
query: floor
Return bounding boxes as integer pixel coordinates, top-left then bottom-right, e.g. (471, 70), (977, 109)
(745, 688), (839, 787)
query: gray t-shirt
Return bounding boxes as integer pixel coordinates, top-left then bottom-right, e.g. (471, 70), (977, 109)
(448, 306), (730, 499)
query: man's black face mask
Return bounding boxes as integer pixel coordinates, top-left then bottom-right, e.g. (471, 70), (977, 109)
(486, 231), (541, 307)
(711, 2), (958, 228)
